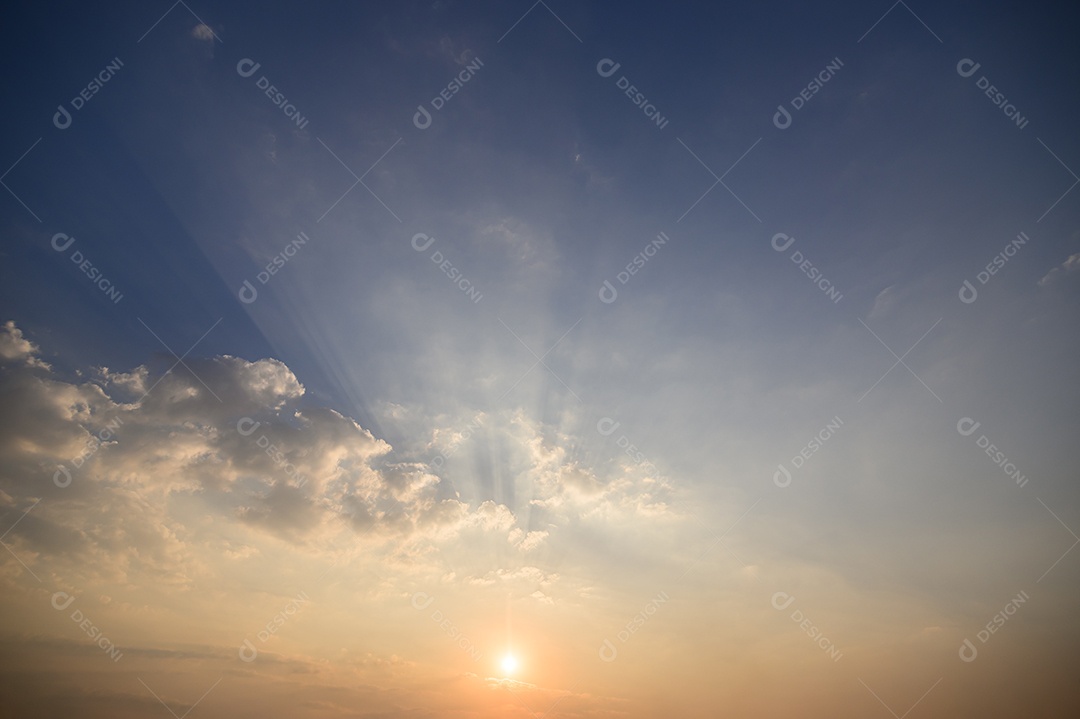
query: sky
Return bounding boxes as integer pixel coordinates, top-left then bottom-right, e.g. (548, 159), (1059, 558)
(1, 1), (1079, 717)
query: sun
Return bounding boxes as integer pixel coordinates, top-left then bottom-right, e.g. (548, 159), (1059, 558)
(500, 653), (518, 676)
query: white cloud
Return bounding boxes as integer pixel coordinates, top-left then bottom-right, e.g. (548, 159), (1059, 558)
(0, 320), (49, 368)
(0, 323), (524, 588)
(869, 284), (898, 319)
(0, 322), (679, 600)
(191, 23), (215, 42)
(507, 411), (677, 520)
(508, 528), (548, 552)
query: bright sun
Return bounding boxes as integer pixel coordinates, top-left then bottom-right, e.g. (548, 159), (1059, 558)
(500, 653), (518, 676)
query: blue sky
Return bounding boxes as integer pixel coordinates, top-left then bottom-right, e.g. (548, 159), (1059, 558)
(1, 1), (1079, 717)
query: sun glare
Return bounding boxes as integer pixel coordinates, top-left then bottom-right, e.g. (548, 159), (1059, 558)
(500, 653), (518, 676)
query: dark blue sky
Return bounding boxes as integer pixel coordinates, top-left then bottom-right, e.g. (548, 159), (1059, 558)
(4, 1), (1077, 406)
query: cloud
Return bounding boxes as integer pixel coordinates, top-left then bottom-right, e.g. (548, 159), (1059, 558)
(466, 565), (558, 591)
(1038, 252), (1080, 286)
(475, 215), (558, 275)
(0, 322), (524, 588)
(507, 411), (676, 520)
(0, 320), (49, 369)
(508, 527), (548, 551)
(0, 322), (678, 600)
(438, 35), (475, 66)
(868, 284), (898, 319)
(191, 23), (215, 42)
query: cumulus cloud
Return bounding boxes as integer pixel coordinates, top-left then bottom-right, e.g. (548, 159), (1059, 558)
(0, 322), (525, 588)
(508, 527), (548, 552)
(0, 320), (49, 368)
(0, 322), (675, 596)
